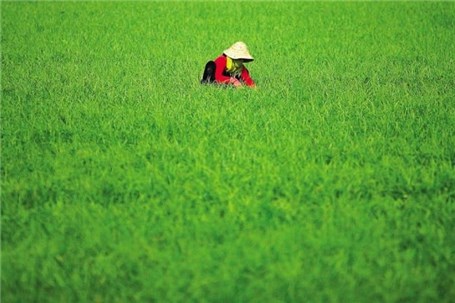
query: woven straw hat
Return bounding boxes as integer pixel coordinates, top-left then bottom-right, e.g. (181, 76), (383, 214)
(223, 41), (254, 62)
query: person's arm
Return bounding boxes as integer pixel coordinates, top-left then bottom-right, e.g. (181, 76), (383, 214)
(241, 67), (255, 87)
(214, 55), (232, 84)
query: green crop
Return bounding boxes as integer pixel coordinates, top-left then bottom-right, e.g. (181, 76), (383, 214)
(1, 1), (454, 302)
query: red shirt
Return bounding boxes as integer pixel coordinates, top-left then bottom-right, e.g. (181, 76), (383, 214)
(213, 55), (255, 87)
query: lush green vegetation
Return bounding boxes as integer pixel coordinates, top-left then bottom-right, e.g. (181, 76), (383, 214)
(2, 1), (454, 302)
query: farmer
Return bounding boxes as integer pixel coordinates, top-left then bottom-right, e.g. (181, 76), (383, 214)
(200, 41), (256, 88)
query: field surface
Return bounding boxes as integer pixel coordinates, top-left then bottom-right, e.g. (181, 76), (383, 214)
(1, 1), (455, 302)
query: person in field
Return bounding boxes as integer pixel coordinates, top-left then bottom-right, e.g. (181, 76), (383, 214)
(200, 41), (256, 88)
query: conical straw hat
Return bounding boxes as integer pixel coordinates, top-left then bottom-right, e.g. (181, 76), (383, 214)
(223, 41), (254, 62)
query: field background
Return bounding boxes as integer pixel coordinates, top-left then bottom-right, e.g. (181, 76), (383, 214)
(1, 1), (454, 302)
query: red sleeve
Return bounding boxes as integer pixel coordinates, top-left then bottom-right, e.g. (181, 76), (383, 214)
(213, 55), (231, 84)
(241, 67), (255, 87)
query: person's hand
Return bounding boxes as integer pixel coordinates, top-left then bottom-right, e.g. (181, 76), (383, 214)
(230, 77), (242, 88)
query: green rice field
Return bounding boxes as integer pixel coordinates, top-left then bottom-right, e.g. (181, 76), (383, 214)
(1, 1), (455, 302)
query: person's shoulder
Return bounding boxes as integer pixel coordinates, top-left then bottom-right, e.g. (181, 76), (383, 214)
(214, 54), (226, 63)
